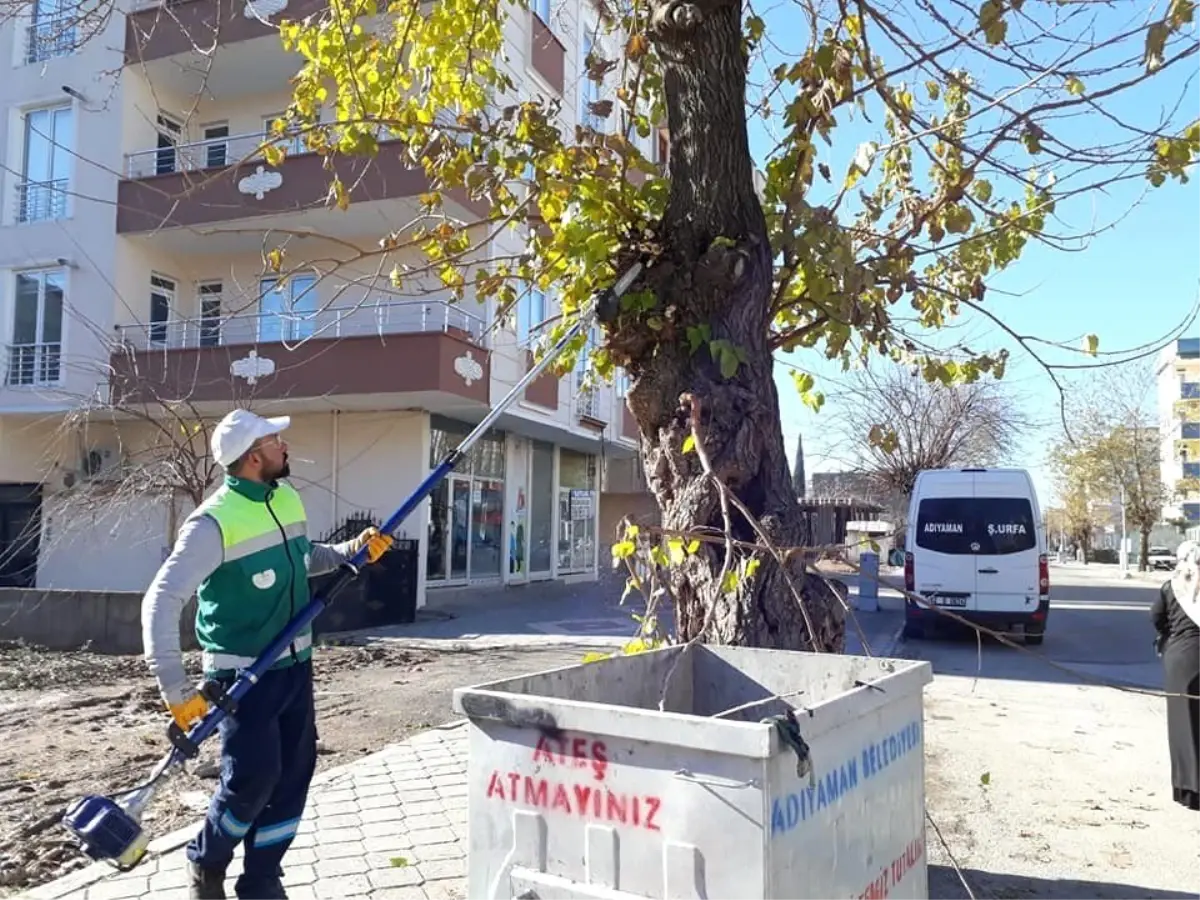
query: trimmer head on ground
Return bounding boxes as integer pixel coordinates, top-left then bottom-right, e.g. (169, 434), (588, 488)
(63, 793), (151, 871)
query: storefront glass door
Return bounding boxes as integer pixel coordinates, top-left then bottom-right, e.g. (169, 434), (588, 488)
(449, 477), (470, 581)
(426, 415), (508, 585)
(528, 440), (555, 577)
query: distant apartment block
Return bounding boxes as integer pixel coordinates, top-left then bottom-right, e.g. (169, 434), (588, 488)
(0, 0), (657, 601)
(1157, 336), (1200, 524)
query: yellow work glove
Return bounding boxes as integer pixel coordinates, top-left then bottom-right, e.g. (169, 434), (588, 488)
(354, 526), (393, 564)
(168, 692), (209, 731)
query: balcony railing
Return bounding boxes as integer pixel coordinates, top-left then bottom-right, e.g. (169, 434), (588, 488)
(125, 113), (472, 180)
(575, 385), (604, 423)
(114, 298), (486, 352)
(15, 180), (69, 223)
(125, 131), (299, 180)
(5, 342), (62, 387)
(1177, 438), (1200, 461)
(25, 16), (76, 64)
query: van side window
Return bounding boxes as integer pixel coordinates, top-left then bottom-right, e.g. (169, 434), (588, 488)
(916, 497), (1036, 555)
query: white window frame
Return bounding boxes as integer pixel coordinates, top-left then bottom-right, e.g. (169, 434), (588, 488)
(18, 102), (73, 224)
(7, 266), (67, 388)
(516, 286), (547, 347)
(149, 273), (176, 347)
(263, 111), (316, 157)
(197, 280), (223, 347)
(24, 0), (77, 66)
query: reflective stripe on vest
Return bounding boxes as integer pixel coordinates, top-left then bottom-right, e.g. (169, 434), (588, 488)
(203, 630), (313, 674)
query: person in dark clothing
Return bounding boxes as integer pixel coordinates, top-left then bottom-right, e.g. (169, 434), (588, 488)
(1151, 539), (1200, 812)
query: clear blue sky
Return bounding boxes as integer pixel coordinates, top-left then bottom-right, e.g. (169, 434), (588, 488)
(745, 2), (1200, 509)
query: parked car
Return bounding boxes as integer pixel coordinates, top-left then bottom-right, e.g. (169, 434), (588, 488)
(1147, 546), (1176, 571)
(904, 467), (1049, 645)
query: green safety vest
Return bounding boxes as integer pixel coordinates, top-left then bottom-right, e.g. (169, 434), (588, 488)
(188, 475), (315, 677)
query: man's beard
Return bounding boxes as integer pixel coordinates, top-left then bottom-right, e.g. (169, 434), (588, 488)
(267, 455), (291, 481)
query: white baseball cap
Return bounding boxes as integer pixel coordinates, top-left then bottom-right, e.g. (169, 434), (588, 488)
(211, 409), (291, 468)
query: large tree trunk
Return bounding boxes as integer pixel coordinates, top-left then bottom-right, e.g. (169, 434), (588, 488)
(617, 0), (843, 652)
(1139, 528), (1151, 573)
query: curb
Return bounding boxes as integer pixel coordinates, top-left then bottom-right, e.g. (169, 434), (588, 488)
(879, 620), (908, 658)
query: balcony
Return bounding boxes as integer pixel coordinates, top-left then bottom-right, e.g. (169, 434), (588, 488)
(109, 299), (491, 412)
(4, 343), (62, 388)
(116, 132), (481, 245)
(124, 0), (325, 98)
(14, 180), (69, 224)
(1178, 397), (1200, 421)
(574, 386), (607, 431)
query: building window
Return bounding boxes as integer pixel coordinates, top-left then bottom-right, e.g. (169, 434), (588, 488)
(25, 0), (76, 64)
(263, 112), (310, 157)
(580, 29), (601, 131)
(615, 369), (629, 398)
(155, 114), (182, 176)
(202, 124), (230, 168)
(516, 287), (547, 346)
(7, 269), (64, 387)
(426, 416), (507, 583)
(198, 281), (223, 347)
(1183, 382), (1200, 400)
(558, 448), (596, 573)
(149, 274), (175, 345)
(1183, 422), (1200, 441)
(1183, 503), (1200, 523)
(18, 104), (72, 223)
(1184, 462), (1200, 479)
(258, 274), (317, 343)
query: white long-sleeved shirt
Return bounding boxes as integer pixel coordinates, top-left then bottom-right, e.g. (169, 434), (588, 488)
(141, 514), (355, 705)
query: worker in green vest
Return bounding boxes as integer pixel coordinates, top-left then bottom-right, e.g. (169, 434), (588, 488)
(141, 409), (393, 899)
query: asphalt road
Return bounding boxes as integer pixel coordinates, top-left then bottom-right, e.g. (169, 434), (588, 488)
(906, 564), (1193, 900)
(899, 563), (1166, 691)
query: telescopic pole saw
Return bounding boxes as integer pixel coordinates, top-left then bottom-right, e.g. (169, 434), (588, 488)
(62, 260), (645, 871)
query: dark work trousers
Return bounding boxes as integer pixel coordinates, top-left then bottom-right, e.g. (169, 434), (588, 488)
(186, 659), (317, 895)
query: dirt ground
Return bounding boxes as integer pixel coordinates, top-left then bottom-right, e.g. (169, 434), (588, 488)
(0, 639), (590, 896)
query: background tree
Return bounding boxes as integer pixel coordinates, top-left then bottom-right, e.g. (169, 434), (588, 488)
(1051, 361), (1168, 570)
(819, 363), (1035, 512)
(1049, 449), (1101, 562)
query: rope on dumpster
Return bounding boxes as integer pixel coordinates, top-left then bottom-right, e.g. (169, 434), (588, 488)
(761, 708), (815, 785)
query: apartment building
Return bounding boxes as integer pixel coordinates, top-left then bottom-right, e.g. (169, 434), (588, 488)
(1157, 336), (1200, 525)
(0, 0), (655, 603)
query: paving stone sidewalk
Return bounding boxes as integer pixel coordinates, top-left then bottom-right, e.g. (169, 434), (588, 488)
(25, 723), (471, 900)
(24, 620), (908, 900)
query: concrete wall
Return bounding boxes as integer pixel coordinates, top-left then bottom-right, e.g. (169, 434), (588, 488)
(0, 588), (197, 655)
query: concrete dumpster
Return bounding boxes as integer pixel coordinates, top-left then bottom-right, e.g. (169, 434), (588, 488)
(452, 644), (934, 899)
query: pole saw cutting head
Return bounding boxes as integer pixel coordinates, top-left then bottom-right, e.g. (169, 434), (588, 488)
(63, 793), (151, 870)
(62, 751), (175, 871)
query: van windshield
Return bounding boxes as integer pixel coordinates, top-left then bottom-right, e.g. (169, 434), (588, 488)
(915, 497), (1037, 555)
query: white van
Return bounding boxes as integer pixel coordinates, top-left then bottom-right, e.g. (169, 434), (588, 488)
(903, 467), (1050, 645)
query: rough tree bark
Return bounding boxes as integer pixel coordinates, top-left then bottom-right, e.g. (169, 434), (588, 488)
(617, 0), (843, 652)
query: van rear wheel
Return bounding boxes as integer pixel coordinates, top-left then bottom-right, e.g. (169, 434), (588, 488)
(1024, 625), (1045, 646)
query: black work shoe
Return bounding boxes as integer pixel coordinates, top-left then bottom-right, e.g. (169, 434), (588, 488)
(234, 876), (288, 899)
(188, 861), (227, 900)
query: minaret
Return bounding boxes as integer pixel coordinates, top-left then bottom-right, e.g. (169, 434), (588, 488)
(792, 434), (806, 498)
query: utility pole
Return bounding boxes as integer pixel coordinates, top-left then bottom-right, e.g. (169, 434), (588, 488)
(1119, 481), (1130, 578)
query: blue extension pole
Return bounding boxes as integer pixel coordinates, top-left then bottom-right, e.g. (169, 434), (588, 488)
(149, 260), (645, 775)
